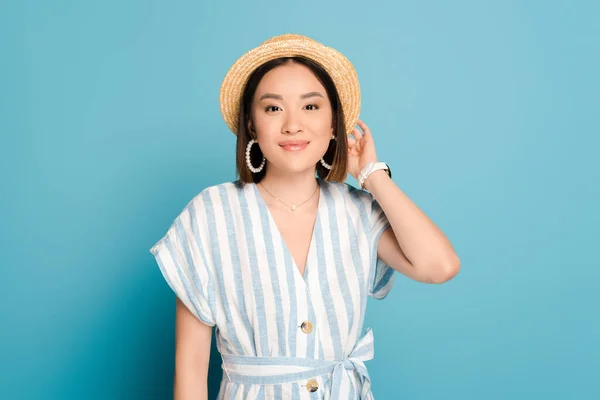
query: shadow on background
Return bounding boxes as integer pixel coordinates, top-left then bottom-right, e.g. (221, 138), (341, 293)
(46, 257), (223, 399)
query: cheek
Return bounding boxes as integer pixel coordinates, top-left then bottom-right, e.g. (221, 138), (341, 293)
(314, 108), (333, 127)
(253, 122), (280, 155)
(254, 111), (282, 132)
(313, 111), (335, 139)
(254, 122), (277, 142)
(252, 115), (276, 141)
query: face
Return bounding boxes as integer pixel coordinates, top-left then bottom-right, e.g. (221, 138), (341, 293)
(248, 62), (334, 174)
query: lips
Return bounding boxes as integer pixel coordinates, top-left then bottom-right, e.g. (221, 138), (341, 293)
(279, 140), (309, 152)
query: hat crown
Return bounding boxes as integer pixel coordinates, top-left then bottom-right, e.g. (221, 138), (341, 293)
(262, 33), (315, 45)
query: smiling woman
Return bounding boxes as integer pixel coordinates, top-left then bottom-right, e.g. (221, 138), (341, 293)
(236, 56), (349, 183)
(150, 33), (459, 400)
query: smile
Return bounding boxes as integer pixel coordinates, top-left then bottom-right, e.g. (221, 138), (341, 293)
(279, 141), (309, 152)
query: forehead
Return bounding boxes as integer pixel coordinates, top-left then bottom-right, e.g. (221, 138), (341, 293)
(256, 63), (326, 96)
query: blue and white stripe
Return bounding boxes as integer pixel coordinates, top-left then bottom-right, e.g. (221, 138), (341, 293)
(150, 178), (394, 399)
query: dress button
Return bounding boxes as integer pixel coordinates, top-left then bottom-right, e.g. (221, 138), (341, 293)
(306, 378), (319, 392)
(300, 321), (313, 334)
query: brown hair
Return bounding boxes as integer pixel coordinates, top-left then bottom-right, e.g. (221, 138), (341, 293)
(235, 56), (348, 183)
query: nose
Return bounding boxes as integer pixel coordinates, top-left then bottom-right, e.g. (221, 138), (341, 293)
(281, 109), (303, 134)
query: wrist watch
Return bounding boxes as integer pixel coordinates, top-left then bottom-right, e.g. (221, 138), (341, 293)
(358, 161), (391, 190)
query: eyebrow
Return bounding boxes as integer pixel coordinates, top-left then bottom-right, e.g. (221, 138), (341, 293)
(258, 91), (324, 101)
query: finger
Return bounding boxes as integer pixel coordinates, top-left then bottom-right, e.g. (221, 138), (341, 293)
(351, 128), (362, 153)
(357, 120), (374, 146)
(347, 137), (359, 155)
(349, 128), (358, 140)
(352, 126), (363, 141)
(357, 120), (371, 137)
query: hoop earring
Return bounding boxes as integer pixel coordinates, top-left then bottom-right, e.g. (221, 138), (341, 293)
(319, 135), (336, 170)
(320, 157), (332, 170)
(246, 139), (266, 173)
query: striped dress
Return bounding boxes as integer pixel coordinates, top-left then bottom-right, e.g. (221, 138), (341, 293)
(150, 177), (395, 399)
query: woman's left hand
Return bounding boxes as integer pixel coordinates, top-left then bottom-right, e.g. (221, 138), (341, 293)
(347, 119), (380, 180)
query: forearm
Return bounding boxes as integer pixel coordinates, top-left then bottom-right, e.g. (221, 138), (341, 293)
(174, 356), (209, 400)
(174, 299), (212, 400)
(365, 170), (460, 279)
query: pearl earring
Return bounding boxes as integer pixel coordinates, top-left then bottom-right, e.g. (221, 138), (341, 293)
(319, 135), (335, 170)
(319, 157), (332, 170)
(246, 139), (265, 173)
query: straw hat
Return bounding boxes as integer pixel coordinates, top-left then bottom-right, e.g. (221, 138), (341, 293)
(219, 33), (360, 136)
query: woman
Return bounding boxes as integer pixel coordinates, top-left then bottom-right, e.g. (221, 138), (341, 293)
(150, 34), (460, 399)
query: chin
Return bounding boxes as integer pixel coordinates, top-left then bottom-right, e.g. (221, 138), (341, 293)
(268, 159), (319, 174)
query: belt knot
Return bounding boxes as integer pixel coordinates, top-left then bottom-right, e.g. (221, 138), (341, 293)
(342, 358), (354, 370)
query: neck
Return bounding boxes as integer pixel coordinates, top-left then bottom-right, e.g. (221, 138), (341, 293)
(258, 165), (320, 206)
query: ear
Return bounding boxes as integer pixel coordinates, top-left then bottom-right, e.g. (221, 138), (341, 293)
(247, 119), (255, 136)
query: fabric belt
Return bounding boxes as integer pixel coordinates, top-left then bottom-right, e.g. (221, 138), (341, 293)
(221, 328), (375, 399)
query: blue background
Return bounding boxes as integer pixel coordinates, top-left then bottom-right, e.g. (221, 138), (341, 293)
(2, 0), (599, 398)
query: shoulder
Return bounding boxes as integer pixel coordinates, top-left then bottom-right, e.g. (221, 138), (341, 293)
(322, 179), (374, 207)
(182, 180), (247, 209)
(151, 181), (246, 254)
(157, 181), (246, 234)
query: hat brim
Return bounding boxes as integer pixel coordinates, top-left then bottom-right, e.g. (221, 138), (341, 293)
(219, 34), (360, 136)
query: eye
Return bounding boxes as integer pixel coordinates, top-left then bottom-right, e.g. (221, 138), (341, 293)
(305, 104), (319, 111)
(265, 105), (281, 112)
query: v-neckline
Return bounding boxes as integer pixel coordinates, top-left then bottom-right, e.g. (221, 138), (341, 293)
(251, 178), (323, 283)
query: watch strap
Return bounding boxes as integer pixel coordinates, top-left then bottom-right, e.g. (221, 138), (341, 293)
(358, 161), (390, 190)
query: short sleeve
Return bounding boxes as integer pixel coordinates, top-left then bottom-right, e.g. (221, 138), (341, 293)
(149, 201), (216, 326)
(368, 196), (395, 299)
